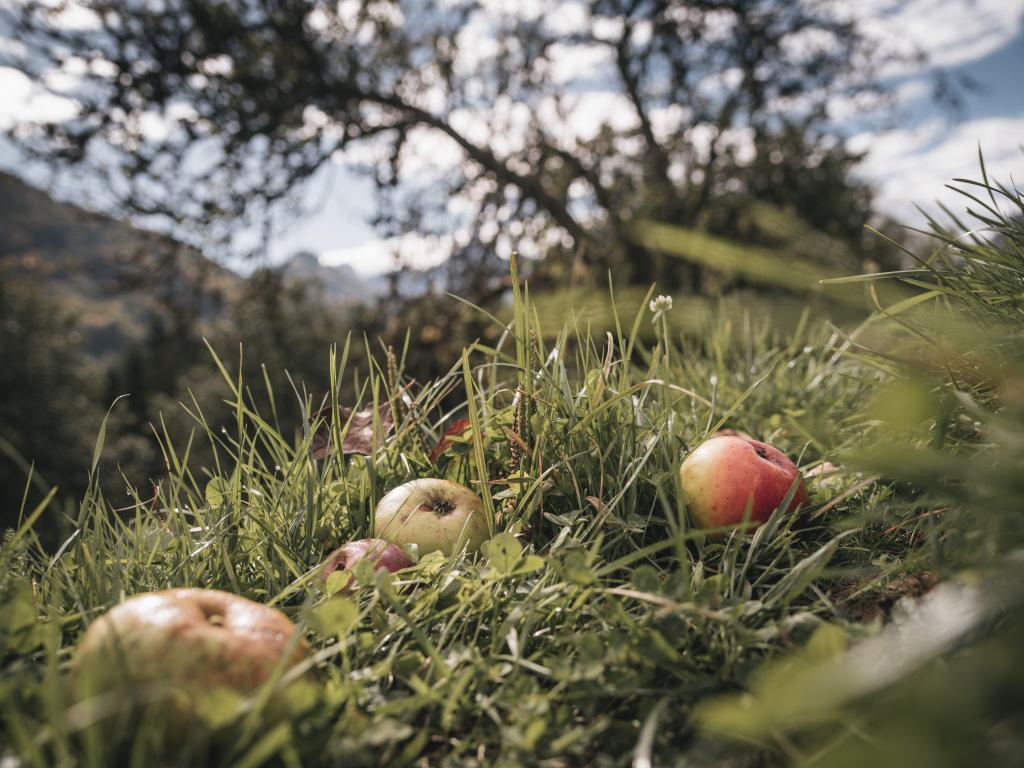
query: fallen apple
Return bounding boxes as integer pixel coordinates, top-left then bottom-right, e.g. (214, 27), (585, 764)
(375, 478), (491, 556)
(72, 588), (310, 726)
(711, 428), (753, 440)
(320, 538), (413, 588)
(679, 435), (809, 531)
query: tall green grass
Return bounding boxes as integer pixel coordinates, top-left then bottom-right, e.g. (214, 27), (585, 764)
(2, 159), (1022, 766)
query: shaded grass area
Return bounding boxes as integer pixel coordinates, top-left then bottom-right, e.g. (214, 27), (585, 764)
(2, 163), (1023, 766)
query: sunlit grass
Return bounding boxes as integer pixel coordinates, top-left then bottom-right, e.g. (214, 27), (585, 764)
(2, 160), (1023, 767)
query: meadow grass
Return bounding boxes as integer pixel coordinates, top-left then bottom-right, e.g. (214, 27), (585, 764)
(1, 162), (1023, 767)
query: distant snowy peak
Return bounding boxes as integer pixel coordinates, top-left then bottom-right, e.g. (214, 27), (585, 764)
(280, 250), (448, 304)
(280, 250), (380, 303)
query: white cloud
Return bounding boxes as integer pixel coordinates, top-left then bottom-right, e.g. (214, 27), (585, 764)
(552, 91), (637, 143)
(851, 116), (1024, 222)
(320, 232), (452, 275)
(541, 1), (588, 35)
(853, 0), (1022, 72)
(48, 3), (101, 31)
(0, 66), (77, 129)
(547, 41), (612, 84)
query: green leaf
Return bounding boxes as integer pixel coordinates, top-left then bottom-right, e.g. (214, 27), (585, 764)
(205, 476), (231, 508)
(763, 530), (857, 608)
(631, 564), (661, 593)
(232, 722), (294, 768)
(393, 651), (427, 679)
(0, 580), (43, 655)
(559, 550), (596, 586)
(0, 581), (37, 634)
(484, 533), (522, 575)
(193, 687), (244, 729)
(522, 718), (548, 750)
(91, 395), (127, 475)
(309, 596), (358, 638)
(410, 550), (447, 576)
(324, 570), (352, 596)
(513, 555), (546, 575)
(805, 623), (849, 662)
(281, 679), (320, 717)
(577, 634), (604, 661)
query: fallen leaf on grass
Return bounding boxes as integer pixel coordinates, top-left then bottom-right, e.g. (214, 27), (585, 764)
(429, 418), (472, 463)
(310, 403), (394, 459)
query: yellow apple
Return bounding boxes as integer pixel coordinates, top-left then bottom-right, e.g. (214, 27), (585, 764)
(374, 479), (491, 556)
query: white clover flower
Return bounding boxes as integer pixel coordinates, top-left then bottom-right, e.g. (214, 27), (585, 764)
(649, 295), (673, 313)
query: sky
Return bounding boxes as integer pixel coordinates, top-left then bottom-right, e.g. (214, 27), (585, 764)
(1, 0), (1022, 276)
(848, 0), (1024, 222)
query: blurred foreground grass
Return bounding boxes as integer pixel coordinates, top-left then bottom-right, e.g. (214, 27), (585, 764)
(1, 161), (1023, 766)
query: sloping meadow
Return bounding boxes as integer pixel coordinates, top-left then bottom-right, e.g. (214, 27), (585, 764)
(2, 165), (1023, 766)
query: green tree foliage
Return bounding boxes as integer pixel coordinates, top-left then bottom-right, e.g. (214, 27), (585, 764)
(101, 268), (358, 487)
(0, 245), (500, 539)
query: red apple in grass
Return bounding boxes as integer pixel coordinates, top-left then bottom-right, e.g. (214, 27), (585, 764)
(72, 589), (310, 727)
(375, 478), (491, 556)
(679, 435), (809, 531)
(320, 538), (413, 588)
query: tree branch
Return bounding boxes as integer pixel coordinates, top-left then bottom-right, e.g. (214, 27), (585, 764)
(363, 91), (589, 247)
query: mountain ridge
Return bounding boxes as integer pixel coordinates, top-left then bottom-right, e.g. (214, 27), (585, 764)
(0, 171), (448, 360)
(0, 170), (242, 359)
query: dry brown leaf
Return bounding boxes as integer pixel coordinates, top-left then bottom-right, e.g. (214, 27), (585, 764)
(310, 402), (394, 459)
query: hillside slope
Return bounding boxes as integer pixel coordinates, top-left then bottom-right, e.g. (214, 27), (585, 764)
(0, 171), (242, 359)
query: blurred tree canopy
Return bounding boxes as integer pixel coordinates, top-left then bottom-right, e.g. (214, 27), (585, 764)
(5, 0), (905, 285)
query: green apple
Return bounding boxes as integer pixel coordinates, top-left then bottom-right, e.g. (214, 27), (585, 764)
(374, 479), (491, 556)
